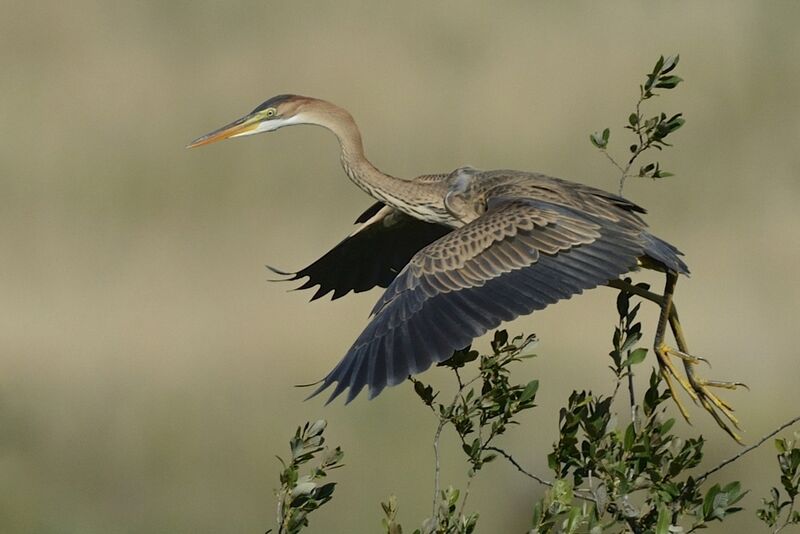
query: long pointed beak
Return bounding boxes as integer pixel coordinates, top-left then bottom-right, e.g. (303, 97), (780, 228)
(186, 112), (261, 148)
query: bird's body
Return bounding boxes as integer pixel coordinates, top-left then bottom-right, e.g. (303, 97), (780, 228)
(296, 167), (687, 402)
(189, 94), (741, 440)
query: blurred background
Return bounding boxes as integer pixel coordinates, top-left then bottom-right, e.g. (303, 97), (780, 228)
(1, 1), (799, 532)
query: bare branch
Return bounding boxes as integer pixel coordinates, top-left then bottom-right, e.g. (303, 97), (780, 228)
(695, 414), (800, 484)
(485, 446), (597, 504)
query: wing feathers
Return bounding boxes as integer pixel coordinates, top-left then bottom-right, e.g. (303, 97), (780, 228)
(275, 203), (451, 301)
(312, 198), (657, 402)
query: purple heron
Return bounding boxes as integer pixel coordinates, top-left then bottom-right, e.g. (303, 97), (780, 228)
(188, 94), (742, 440)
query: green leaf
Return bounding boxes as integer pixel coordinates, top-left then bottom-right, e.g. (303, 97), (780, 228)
(314, 482), (337, 500)
(306, 419), (327, 438)
(495, 329), (508, 345)
(661, 418), (676, 435)
(552, 479), (574, 505)
(655, 504), (671, 534)
(564, 505), (581, 533)
(413, 380), (435, 405)
(661, 54), (680, 74)
(722, 481), (747, 507)
(590, 132), (607, 149)
(655, 75), (683, 89)
(531, 502), (543, 527)
(703, 484), (721, 518)
(624, 348), (648, 366)
(616, 290), (630, 317)
(438, 347), (479, 369)
(520, 380), (540, 403)
(291, 480), (317, 498)
(624, 422), (635, 450)
(653, 55), (665, 76)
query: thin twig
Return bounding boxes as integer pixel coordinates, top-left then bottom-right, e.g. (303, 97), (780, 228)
(432, 389), (461, 517)
(454, 368), (464, 389)
(618, 96), (648, 195)
(276, 488), (285, 534)
(431, 405), (449, 515)
(457, 473), (475, 519)
(610, 374), (624, 403)
(695, 414), (800, 485)
(587, 470), (601, 505)
(484, 447), (556, 489)
(602, 149), (627, 177)
(774, 498), (796, 534)
(431, 375), (477, 517)
(627, 368), (638, 432)
(485, 446), (597, 504)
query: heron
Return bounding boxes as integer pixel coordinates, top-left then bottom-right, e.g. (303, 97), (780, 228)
(188, 94), (742, 440)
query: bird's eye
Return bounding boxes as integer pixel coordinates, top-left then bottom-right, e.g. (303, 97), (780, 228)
(265, 108), (276, 118)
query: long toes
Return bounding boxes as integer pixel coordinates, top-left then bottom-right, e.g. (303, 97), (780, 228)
(699, 379), (749, 391)
(702, 391), (738, 425)
(656, 344), (745, 443)
(692, 382), (740, 429)
(661, 371), (692, 423)
(699, 397), (744, 444)
(665, 347), (707, 365)
(657, 350), (698, 401)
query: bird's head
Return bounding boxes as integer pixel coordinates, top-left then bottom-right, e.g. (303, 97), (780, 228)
(187, 94), (317, 148)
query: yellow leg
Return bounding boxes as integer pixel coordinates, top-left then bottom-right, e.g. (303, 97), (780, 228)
(609, 275), (745, 443)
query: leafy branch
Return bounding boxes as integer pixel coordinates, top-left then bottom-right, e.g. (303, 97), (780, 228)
(608, 278), (651, 431)
(535, 287), (746, 534)
(590, 54), (685, 194)
(402, 330), (541, 532)
(263, 328), (799, 534)
(757, 432), (800, 532)
(267, 420), (344, 534)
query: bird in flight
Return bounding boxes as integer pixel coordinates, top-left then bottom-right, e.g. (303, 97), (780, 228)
(188, 94), (742, 440)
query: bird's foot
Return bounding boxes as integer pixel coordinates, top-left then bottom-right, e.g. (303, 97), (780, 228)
(686, 367), (747, 444)
(655, 343), (746, 444)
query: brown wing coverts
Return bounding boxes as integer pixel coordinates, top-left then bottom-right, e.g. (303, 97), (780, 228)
(274, 202), (451, 300)
(312, 199), (649, 403)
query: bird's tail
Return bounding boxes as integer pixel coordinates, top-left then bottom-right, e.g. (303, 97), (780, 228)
(641, 233), (690, 275)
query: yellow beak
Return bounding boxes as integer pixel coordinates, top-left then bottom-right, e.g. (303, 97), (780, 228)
(186, 112), (261, 148)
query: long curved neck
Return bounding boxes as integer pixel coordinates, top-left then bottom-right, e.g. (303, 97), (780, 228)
(299, 99), (446, 218)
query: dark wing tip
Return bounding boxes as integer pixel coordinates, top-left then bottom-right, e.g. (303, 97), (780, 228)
(305, 345), (364, 404)
(354, 201), (386, 224)
(265, 264), (301, 280)
(306, 373), (388, 405)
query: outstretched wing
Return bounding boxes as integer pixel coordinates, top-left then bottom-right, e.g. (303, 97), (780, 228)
(312, 198), (648, 403)
(269, 202), (451, 300)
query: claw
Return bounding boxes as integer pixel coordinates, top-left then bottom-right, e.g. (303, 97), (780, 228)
(681, 361), (745, 443)
(685, 367), (741, 427)
(656, 343), (745, 443)
(696, 379), (749, 391)
(665, 346), (707, 366)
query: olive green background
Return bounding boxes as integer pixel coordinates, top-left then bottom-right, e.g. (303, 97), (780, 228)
(1, 2), (799, 532)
